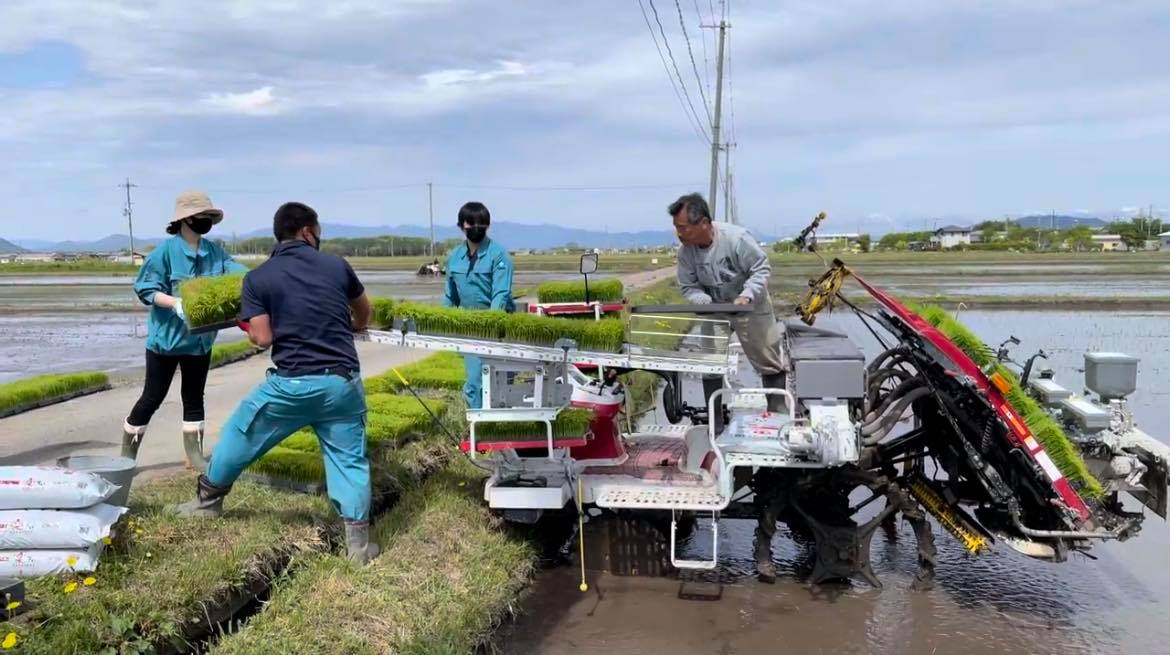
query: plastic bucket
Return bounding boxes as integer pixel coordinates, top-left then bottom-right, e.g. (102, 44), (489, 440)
(56, 455), (138, 507)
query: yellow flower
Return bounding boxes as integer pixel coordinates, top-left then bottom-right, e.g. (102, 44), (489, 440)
(3, 601), (18, 611)
(2, 632), (16, 649)
(101, 536), (112, 545)
(66, 555), (78, 567)
(83, 577), (97, 586)
(63, 581), (78, 594)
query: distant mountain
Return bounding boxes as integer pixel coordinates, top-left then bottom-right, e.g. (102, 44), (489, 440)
(1012, 215), (1105, 230)
(12, 234), (165, 253)
(15, 221), (786, 253)
(0, 238), (27, 254)
(237, 221), (695, 250)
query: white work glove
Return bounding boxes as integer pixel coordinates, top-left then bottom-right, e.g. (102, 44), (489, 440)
(173, 298), (186, 321)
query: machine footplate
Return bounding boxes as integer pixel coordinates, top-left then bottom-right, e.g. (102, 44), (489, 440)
(596, 486), (725, 510)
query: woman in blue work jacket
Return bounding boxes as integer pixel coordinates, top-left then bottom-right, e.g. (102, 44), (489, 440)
(121, 190), (248, 468)
(442, 201), (515, 409)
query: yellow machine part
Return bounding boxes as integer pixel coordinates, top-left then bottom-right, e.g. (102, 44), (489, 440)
(797, 260), (851, 325)
(907, 477), (990, 555)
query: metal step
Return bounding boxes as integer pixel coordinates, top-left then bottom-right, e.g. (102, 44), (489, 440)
(595, 485), (726, 510)
(631, 424), (691, 437)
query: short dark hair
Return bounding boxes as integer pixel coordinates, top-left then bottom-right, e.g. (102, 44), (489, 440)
(273, 202), (319, 241)
(457, 201), (490, 227)
(667, 193), (711, 225)
(165, 220), (182, 235)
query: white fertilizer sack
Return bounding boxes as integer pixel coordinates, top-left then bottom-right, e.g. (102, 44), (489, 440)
(0, 504), (128, 550)
(0, 466), (118, 510)
(0, 544), (102, 578)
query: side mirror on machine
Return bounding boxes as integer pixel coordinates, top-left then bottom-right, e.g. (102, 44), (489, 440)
(579, 252), (599, 303)
(579, 252), (599, 275)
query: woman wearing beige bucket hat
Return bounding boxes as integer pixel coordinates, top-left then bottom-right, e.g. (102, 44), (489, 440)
(121, 190), (248, 469)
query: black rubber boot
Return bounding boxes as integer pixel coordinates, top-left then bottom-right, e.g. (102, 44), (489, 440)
(171, 475), (231, 518)
(754, 527), (777, 583)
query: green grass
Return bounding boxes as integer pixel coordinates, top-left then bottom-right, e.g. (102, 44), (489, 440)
(0, 371), (109, 415)
(475, 407), (594, 442)
(536, 278), (624, 303)
(915, 303), (1103, 498)
(210, 339), (260, 368)
(208, 462), (536, 655)
(0, 475), (335, 654)
(180, 273), (246, 328)
(0, 260), (139, 275)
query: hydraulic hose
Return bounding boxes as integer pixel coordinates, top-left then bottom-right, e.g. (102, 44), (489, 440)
(867, 368), (913, 410)
(862, 388), (932, 443)
(866, 346), (905, 374)
(864, 376), (925, 423)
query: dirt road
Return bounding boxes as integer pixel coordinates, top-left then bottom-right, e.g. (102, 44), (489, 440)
(0, 267), (677, 477)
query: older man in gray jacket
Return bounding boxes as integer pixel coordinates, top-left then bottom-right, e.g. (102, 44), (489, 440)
(670, 193), (787, 416)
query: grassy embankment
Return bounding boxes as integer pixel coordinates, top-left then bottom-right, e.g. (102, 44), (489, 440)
(1, 349), (537, 653)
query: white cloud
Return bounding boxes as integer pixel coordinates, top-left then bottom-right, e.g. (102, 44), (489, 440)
(202, 86), (283, 115)
(421, 60), (527, 88)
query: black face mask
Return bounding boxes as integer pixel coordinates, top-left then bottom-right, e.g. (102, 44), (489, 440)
(307, 229), (322, 251)
(186, 217), (214, 235)
(465, 226), (487, 244)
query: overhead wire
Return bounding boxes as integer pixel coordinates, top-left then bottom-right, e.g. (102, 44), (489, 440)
(674, 0), (714, 127)
(636, 0), (711, 145)
(692, 0), (713, 100)
(644, 0), (712, 142)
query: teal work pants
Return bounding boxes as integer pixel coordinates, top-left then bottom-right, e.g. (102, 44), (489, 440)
(462, 355), (483, 410)
(206, 370), (371, 521)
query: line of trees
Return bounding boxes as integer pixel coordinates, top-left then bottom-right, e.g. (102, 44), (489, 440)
(218, 235), (464, 258)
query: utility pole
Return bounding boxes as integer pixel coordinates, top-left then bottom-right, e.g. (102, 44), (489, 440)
(706, 19), (727, 220)
(119, 178), (137, 263)
(427, 182), (435, 259)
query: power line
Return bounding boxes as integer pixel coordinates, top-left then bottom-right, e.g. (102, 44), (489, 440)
(692, 0), (712, 99)
(636, 0), (710, 144)
(438, 181), (704, 191)
(147, 181), (701, 195)
(675, 0), (713, 127)
(644, 0), (711, 142)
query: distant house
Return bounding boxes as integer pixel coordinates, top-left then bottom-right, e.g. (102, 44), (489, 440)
(1159, 231), (1170, 251)
(931, 226), (972, 249)
(14, 252), (58, 263)
(1092, 234), (1126, 252)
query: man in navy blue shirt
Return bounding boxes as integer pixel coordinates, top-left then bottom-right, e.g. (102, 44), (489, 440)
(173, 202), (379, 564)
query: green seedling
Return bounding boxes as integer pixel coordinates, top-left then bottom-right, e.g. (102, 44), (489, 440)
(179, 274), (246, 329)
(536, 278), (624, 303)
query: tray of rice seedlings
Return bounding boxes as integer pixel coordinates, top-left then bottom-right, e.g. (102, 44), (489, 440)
(371, 297), (396, 328)
(472, 407), (593, 448)
(536, 278), (624, 303)
(179, 273), (246, 334)
(391, 301), (508, 340)
(365, 352), (467, 394)
(0, 371), (111, 418)
(502, 313), (626, 352)
(915, 304), (1103, 498)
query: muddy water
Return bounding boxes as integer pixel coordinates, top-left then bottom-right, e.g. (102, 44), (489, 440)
(497, 310), (1170, 655)
(887, 278), (1170, 298)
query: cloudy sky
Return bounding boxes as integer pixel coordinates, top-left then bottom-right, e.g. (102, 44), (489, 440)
(1, 0), (1168, 240)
